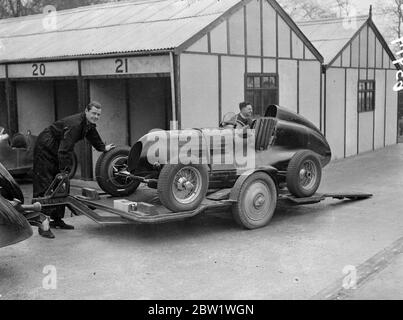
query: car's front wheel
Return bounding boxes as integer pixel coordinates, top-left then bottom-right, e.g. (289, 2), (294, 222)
(157, 164), (209, 212)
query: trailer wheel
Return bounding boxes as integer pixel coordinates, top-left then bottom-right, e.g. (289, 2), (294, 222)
(286, 150), (322, 198)
(158, 164), (209, 212)
(95, 146), (140, 197)
(0, 162), (24, 203)
(232, 172), (277, 229)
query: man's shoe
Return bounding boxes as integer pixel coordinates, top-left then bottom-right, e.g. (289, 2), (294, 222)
(38, 228), (55, 239)
(50, 219), (75, 230)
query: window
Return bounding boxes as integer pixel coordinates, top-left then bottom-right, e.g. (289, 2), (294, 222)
(245, 73), (278, 117)
(358, 80), (375, 112)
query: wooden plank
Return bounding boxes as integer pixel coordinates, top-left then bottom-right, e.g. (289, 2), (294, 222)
(81, 55), (170, 76)
(8, 61), (78, 78)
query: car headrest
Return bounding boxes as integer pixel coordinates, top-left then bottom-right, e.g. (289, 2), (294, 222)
(10, 133), (28, 149)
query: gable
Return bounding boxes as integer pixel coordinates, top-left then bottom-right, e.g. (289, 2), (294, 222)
(328, 21), (396, 70)
(182, 0), (322, 62)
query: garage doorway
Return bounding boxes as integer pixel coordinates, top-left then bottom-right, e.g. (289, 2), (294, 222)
(128, 77), (172, 143)
(15, 79), (82, 178)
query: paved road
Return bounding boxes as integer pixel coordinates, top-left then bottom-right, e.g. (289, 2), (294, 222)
(1, 144), (403, 300)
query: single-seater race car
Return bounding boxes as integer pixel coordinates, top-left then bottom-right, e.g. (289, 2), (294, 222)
(0, 126), (77, 179)
(95, 105), (332, 229)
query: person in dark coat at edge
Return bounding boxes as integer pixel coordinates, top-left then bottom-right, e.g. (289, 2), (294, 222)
(236, 102), (254, 127)
(33, 101), (115, 239)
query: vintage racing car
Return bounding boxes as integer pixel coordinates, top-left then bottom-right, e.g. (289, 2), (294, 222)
(94, 105), (333, 229)
(0, 162), (33, 248)
(0, 126), (78, 179)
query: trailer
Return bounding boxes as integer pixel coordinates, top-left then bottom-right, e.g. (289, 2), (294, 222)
(27, 173), (372, 229)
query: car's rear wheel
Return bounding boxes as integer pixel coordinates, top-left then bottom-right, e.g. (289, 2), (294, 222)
(95, 146), (140, 197)
(286, 150), (322, 198)
(232, 172), (277, 229)
(158, 164), (209, 212)
(0, 162), (24, 203)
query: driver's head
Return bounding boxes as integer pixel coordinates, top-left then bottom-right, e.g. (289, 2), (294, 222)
(85, 101), (102, 124)
(239, 102), (253, 118)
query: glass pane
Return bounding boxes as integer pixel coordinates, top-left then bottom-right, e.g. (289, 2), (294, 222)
(247, 77), (254, 88)
(262, 77), (269, 88)
(358, 92), (364, 112)
(254, 77), (261, 88)
(269, 76), (277, 88)
(359, 82), (365, 91)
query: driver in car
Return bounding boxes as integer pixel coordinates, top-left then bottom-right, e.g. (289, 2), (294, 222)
(32, 101), (115, 238)
(236, 102), (254, 127)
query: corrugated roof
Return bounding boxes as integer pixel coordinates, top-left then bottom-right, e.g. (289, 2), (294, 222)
(0, 0), (242, 62)
(297, 15), (368, 65)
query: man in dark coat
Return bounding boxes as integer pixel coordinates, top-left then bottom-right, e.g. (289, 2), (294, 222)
(33, 101), (115, 238)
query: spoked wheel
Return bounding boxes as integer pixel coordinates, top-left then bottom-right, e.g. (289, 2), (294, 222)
(232, 172), (277, 229)
(158, 164), (209, 212)
(95, 146), (140, 197)
(286, 150), (322, 198)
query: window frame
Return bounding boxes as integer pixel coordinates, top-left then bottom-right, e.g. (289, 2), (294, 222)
(244, 73), (279, 117)
(357, 80), (375, 113)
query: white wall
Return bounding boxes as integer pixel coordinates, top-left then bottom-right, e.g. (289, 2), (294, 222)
(221, 56), (245, 118)
(326, 68), (345, 159)
(385, 70), (398, 145)
(374, 70), (386, 149)
(345, 69), (358, 157)
(299, 61), (321, 128)
(180, 53), (219, 128)
(278, 59), (297, 113)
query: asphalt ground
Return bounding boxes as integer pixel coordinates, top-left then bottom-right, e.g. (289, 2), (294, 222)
(1, 144), (403, 300)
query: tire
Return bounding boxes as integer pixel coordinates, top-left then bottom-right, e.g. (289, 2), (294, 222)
(158, 164), (209, 212)
(0, 162), (24, 203)
(95, 146), (140, 197)
(0, 195), (32, 248)
(232, 172), (277, 230)
(286, 150), (322, 198)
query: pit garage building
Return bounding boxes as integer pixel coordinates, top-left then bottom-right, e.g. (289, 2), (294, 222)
(299, 14), (399, 160)
(0, 0), (398, 180)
